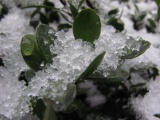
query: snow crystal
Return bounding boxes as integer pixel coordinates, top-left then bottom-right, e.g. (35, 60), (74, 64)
(0, 8), (34, 119)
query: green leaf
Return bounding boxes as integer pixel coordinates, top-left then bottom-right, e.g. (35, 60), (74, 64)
(22, 5), (60, 11)
(31, 98), (46, 120)
(53, 84), (76, 111)
(139, 12), (146, 21)
(78, 0), (85, 9)
(148, 18), (157, 28)
(130, 83), (146, 89)
(58, 23), (72, 31)
(155, 0), (160, 6)
(121, 37), (151, 59)
(86, 69), (128, 85)
(21, 34), (46, 71)
(154, 113), (160, 118)
(70, 4), (78, 18)
(108, 8), (119, 16)
(146, 18), (157, 33)
(43, 100), (57, 120)
(107, 69), (129, 82)
(25, 69), (35, 81)
(106, 16), (124, 32)
(77, 88), (90, 96)
(77, 52), (105, 80)
(65, 84), (77, 107)
(43, 1), (55, 13)
(36, 24), (56, 63)
(40, 12), (49, 24)
(63, 100), (80, 113)
(73, 9), (101, 43)
(60, 13), (71, 23)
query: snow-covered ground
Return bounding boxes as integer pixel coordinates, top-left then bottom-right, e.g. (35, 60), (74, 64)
(0, 0), (160, 120)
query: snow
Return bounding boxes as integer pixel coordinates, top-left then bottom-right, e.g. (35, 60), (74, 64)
(0, 8), (34, 119)
(93, 0), (160, 120)
(0, 0), (160, 120)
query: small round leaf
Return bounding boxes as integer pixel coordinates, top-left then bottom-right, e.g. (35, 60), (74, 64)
(73, 9), (101, 43)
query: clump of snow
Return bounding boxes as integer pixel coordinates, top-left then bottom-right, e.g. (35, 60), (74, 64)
(0, 8), (34, 119)
(0, 0), (44, 8)
(80, 81), (106, 107)
(131, 77), (160, 120)
(26, 24), (127, 105)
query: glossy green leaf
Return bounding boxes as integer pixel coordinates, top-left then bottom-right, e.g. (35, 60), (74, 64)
(36, 24), (56, 63)
(73, 9), (101, 43)
(121, 37), (151, 59)
(77, 52), (105, 80)
(21, 34), (46, 71)
(70, 4), (78, 18)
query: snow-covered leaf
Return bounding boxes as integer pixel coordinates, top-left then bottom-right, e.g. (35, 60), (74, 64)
(36, 24), (56, 63)
(121, 37), (151, 59)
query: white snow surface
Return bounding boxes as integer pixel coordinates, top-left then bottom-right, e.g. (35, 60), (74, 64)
(93, 0), (160, 120)
(0, 8), (34, 119)
(0, 0), (160, 120)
